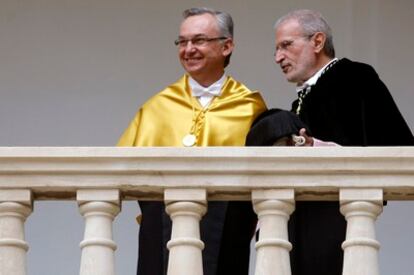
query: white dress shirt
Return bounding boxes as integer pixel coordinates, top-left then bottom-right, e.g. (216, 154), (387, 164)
(296, 58), (339, 93)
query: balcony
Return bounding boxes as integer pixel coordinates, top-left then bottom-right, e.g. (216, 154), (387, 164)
(0, 146), (413, 275)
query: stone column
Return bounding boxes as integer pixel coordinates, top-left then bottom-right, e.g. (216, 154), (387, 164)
(164, 188), (207, 275)
(0, 189), (32, 275)
(77, 189), (120, 275)
(252, 189), (295, 275)
(340, 188), (383, 275)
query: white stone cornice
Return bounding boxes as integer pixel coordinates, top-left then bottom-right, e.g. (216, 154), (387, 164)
(0, 147), (411, 275)
(0, 147), (413, 200)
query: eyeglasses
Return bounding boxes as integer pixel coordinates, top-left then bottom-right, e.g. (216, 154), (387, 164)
(174, 36), (228, 47)
(275, 34), (315, 54)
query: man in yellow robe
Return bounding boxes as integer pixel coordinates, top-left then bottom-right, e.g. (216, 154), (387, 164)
(118, 7), (266, 275)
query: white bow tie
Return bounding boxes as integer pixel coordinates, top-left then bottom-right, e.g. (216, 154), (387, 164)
(191, 84), (221, 98)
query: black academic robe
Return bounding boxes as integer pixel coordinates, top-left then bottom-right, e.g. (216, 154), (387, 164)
(289, 58), (414, 275)
(138, 201), (256, 275)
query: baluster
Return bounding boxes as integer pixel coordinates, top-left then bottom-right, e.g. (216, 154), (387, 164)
(77, 189), (120, 275)
(252, 189), (295, 275)
(340, 188), (383, 275)
(0, 189), (32, 275)
(164, 188), (207, 275)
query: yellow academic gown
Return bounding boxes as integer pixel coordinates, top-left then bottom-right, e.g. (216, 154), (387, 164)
(118, 74), (266, 275)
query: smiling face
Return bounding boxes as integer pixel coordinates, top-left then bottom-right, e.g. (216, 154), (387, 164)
(178, 13), (233, 86)
(274, 19), (318, 85)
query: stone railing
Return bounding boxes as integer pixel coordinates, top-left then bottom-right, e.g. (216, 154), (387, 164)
(0, 147), (413, 275)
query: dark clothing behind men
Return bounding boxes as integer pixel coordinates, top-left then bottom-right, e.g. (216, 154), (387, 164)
(137, 201), (256, 275)
(289, 58), (414, 275)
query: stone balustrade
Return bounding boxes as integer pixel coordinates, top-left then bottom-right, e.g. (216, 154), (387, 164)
(0, 146), (413, 275)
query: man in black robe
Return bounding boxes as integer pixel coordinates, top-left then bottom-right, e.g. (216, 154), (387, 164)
(270, 9), (414, 275)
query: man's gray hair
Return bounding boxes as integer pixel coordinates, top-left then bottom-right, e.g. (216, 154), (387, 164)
(274, 9), (335, 58)
(183, 7), (233, 67)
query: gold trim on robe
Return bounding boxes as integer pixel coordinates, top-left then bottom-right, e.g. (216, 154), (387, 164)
(117, 74), (267, 147)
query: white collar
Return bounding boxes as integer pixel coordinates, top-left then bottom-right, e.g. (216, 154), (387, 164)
(296, 58), (338, 92)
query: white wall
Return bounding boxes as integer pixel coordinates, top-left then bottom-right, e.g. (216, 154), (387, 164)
(1, 0), (413, 274)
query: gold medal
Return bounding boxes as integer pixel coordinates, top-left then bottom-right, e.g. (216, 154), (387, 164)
(182, 134), (196, 147)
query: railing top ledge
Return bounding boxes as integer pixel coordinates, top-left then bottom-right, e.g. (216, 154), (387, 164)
(0, 146), (413, 158)
(0, 147), (413, 201)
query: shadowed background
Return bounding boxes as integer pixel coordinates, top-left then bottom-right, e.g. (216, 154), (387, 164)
(1, 0), (413, 274)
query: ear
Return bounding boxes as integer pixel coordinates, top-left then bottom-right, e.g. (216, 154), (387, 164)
(222, 38), (234, 57)
(312, 32), (326, 54)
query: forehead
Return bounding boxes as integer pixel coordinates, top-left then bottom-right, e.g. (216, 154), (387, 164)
(275, 19), (304, 41)
(179, 13), (220, 37)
